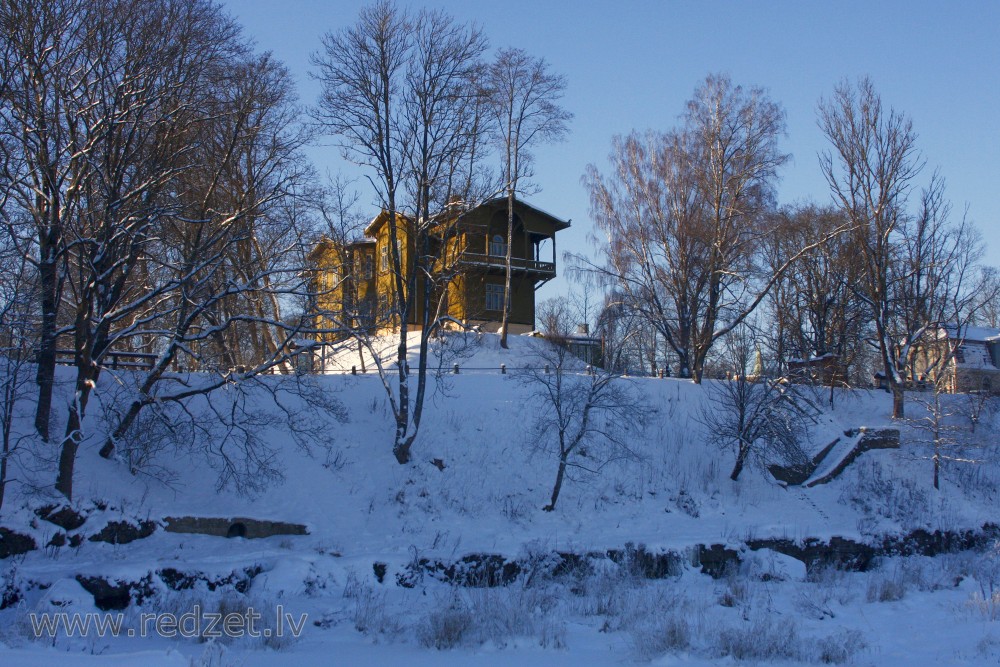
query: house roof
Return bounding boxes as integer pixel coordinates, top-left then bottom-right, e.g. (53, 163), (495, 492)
(361, 196), (571, 238)
(307, 236), (376, 261)
(472, 197), (571, 232)
(940, 323), (1000, 343)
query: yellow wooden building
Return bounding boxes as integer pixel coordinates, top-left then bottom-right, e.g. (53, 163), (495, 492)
(309, 197), (570, 339)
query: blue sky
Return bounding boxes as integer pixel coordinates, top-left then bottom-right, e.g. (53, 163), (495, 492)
(225, 0), (1000, 301)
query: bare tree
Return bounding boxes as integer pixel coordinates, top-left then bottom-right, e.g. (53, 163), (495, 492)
(762, 203), (867, 380)
(582, 74), (806, 382)
(909, 388), (982, 491)
(313, 1), (489, 464)
(895, 176), (986, 388)
(0, 247), (37, 511)
(516, 309), (644, 511)
(398, 9), (488, 464)
(700, 326), (814, 481)
(818, 77), (919, 417)
(1, 0), (336, 501)
(593, 290), (660, 375)
(486, 48), (571, 349)
(972, 267), (1000, 328)
(0, 0), (92, 440)
(97, 50), (316, 464)
(313, 1), (413, 463)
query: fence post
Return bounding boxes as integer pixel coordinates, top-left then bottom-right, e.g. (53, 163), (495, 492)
(658, 369), (664, 379)
(585, 364), (592, 375)
(500, 364), (506, 375)
(453, 363), (460, 374)
(351, 366), (356, 376)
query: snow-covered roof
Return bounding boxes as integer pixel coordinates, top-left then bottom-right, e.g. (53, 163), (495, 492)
(941, 323), (1000, 343)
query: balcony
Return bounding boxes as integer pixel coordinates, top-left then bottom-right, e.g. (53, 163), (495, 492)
(457, 252), (555, 278)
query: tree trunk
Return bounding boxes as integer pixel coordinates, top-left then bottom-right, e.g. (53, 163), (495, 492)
(891, 383), (905, 419)
(730, 444), (749, 481)
(55, 364), (98, 500)
(500, 187), (514, 349)
(544, 455), (567, 511)
(34, 257), (60, 440)
(933, 447), (940, 490)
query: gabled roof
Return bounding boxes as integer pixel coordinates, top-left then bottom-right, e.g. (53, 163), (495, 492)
(307, 235), (376, 261)
(362, 197), (571, 237)
(363, 210), (414, 238)
(472, 197), (571, 232)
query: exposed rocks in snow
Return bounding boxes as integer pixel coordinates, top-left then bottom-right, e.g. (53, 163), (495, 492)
(88, 519), (157, 545)
(0, 526), (35, 559)
(36, 504), (87, 531)
(76, 573), (156, 611)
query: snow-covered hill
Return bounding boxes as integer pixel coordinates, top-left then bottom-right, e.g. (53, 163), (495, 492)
(2, 333), (999, 666)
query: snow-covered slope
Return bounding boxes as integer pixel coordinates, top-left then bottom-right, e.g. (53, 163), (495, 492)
(2, 333), (999, 665)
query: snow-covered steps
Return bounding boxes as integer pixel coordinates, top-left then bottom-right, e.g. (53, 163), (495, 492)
(768, 427), (900, 487)
(804, 428), (900, 487)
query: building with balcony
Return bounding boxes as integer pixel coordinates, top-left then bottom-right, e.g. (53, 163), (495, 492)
(309, 197), (569, 338)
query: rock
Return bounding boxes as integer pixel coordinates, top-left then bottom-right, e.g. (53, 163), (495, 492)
(36, 505), (87, 531)
(0, 527), (36, 559)
(698, 543), (740, 578)
(606, 543), (683, 579)
(88, 520), (157, 545)
(158, 565), (262, 593)
(75, 575), (155, 611)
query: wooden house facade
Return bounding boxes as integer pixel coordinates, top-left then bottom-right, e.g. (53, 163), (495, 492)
(309, 197), (569, 339)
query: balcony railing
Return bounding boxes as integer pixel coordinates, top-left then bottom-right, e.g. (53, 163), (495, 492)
(457, 253), (555, 275)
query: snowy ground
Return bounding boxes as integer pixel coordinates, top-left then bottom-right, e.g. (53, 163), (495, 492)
(2, 332), (1000, 665)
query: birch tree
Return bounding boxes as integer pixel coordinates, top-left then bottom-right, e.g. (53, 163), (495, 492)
(486, 48), (571, 349)
(819, 78), (985, 417)
(313, 1), (488, 464)
(583, 74), (797, 382)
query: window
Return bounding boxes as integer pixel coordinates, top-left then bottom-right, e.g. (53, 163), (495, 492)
(380, 239), (402, 272)
(489, 234), (507, 257)
(363, 255), (373, 279)
(485, 283), (504, 311)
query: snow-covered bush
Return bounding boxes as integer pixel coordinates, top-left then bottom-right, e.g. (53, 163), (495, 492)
(967, 542), (1000, 621)
(628, 604), (695, 660)
(416, 583), (565, 650)
(714, 613), (803, 661)
(813, 628), (867, 664)
(866, 564), (907, 603)
(416, 591), (473, 649)
(349, 583), (400, 640)
(795, 564), (857, 619)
